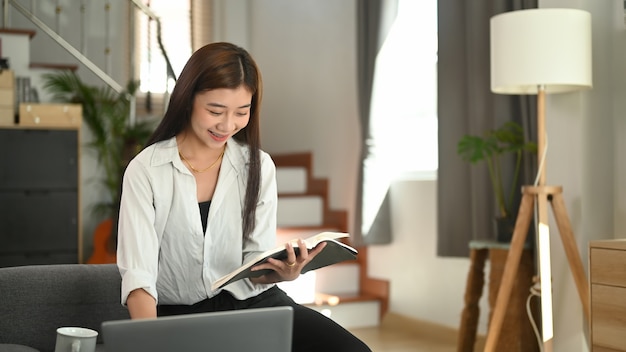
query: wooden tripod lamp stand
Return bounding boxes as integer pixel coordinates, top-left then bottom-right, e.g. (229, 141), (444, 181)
(485, 8), (593, 352)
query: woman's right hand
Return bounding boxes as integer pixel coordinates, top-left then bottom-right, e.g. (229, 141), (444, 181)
(249, 239), (327, 284)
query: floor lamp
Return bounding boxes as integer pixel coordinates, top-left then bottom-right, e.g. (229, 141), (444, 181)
(485, 8), (592, 352)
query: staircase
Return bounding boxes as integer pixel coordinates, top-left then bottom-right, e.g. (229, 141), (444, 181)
(0, 28), (77, 105)
(272, 152), (388, 329)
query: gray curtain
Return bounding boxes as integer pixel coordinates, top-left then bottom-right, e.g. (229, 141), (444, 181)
(437, 0), (538, 257)
(353, 0), (398, 246)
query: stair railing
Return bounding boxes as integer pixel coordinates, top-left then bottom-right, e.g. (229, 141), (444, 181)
(1, 0), (177, 124)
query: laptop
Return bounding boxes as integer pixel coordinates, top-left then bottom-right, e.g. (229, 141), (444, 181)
(101, 306), (293, 352)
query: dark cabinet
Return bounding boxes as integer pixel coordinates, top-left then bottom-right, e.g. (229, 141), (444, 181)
(0, 127), (81, 267)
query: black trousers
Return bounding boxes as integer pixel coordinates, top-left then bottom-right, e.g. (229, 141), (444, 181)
(157, 286), (371, 352)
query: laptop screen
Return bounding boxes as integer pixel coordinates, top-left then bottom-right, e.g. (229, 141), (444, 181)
(101, 306), (293, 352)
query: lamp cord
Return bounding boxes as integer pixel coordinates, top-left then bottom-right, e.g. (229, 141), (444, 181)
(529, 132), (548, 350)
(527, 284), (544, 352)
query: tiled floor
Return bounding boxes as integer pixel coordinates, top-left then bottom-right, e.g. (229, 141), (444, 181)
(349, 313), (486, 352)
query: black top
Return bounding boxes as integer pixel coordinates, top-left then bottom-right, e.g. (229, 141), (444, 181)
(199, 200), (211, 233)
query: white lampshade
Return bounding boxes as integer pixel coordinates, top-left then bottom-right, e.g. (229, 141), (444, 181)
(490, 8), (592, 95)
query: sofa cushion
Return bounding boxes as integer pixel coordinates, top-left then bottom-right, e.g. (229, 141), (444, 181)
(0, 344), (39, 352)
(0, 264), (130, 352)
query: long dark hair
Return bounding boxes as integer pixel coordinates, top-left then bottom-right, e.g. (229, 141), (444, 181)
(147, 42), (263, 240)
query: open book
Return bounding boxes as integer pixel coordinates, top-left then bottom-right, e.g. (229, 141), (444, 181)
(211, 232), (358, 291)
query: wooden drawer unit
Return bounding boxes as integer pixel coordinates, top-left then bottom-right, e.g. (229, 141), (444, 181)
(590, 240), (626, 351)
(0, 124), (82, 266)
(19, 103), (82, 127)
(0, 129), (78, 189)
(0, 191), (78, 253)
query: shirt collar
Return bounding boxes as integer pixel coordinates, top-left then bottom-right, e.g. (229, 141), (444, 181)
(150, 137), (186, 173)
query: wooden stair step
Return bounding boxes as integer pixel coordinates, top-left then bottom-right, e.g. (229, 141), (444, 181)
(29, 62), (78, 72)
(313, 292), (383, 306)
(272, 152), (314, 169)
(306, 293), (381, 329)
(0, 28), (36, 38)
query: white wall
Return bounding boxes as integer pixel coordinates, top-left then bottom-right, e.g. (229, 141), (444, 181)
(213, 0), (360, 226)
(368, 180), (491, 332)
(249, 0), (361, 218)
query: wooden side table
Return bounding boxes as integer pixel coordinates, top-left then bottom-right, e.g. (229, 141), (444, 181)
(457, 240), (539, 352)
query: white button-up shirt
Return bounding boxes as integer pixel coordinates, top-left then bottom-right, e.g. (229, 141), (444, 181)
(117, 137), (276, 305)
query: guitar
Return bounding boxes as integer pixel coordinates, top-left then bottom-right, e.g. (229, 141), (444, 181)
(86, 218), (117, 264)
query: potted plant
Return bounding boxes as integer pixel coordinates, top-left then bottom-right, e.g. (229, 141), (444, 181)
(457, 121), (537, 242)
(42, 71), (156, 262)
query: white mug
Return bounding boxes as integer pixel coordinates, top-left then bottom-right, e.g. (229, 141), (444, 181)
(54, 327), (98, 352)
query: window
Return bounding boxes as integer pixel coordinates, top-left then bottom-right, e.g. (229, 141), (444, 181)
(369, 0), (438, 176)
(362, 0), (438, 235)
(135, 0), (192, 94)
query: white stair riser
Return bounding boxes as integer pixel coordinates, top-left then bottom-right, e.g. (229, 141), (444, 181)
(276, 166), (307, 194)
(278, 271), (317, 304)
(314, 263), (360, 294)
(277, 196), (323, 227)
(278, 263), (360, 304)
(1, 33), (31, 76)
(306, 301), (380, 329)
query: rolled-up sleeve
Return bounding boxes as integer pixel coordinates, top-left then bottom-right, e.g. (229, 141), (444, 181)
(116, 158), (160, 305)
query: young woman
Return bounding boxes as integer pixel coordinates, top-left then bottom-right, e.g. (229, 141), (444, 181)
(116, 42), (371, 351)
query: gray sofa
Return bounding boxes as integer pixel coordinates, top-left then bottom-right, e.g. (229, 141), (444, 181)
(0, 264), (130, 352)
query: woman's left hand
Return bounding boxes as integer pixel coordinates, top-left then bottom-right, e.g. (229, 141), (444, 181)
(249, 239), (327, 284)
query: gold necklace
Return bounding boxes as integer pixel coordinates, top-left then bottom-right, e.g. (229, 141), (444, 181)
(179, 147), (225, 173)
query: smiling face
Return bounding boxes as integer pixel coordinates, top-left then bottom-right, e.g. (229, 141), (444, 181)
(187, 86), (253, 149)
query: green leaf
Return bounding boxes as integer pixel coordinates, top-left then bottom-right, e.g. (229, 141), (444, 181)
(457, 121), (536, 220)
